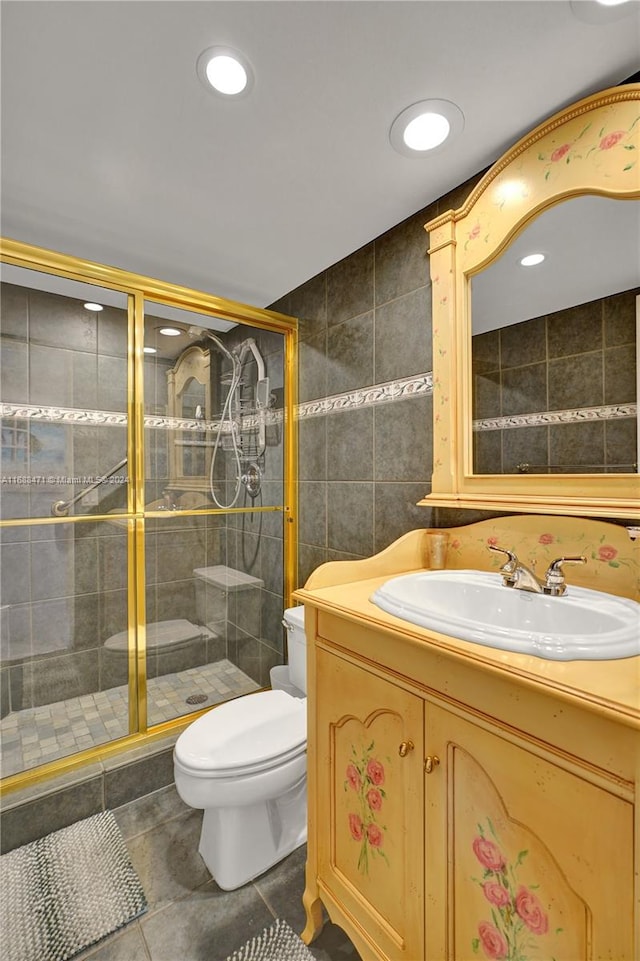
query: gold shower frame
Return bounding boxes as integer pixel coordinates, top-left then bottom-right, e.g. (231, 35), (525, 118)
(0, 237), (298, 793)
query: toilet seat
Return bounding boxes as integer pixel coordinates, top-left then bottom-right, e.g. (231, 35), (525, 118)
(174, 689), (306, 778)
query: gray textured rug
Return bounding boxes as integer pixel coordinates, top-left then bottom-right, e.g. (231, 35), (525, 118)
(0, 810), (147, 961)
(225, 919), (316, 961)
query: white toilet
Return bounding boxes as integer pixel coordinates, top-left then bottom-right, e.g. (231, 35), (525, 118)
(173, 606), (307, 890)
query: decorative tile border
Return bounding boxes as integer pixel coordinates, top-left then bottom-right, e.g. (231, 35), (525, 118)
(474, 404), (637, 432)
(296, 372), (434, 420)
(3, 396), (636, 433)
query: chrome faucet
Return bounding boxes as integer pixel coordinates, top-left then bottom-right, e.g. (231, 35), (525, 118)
(542, 555), (587, 596)
(489, 545), (544, 593)
(488, 545), (586, 596)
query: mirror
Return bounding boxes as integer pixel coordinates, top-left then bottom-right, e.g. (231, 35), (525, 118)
(421, 83), (640, 519)
(470, 196), (639, 474)
(167, 345), (212, 489)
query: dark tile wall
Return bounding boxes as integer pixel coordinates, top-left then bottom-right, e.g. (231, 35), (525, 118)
(267, 179), (482, 587)
(473, 289), (638, 473)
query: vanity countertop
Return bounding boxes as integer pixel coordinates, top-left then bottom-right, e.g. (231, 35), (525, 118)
(294, 570), (640, 729)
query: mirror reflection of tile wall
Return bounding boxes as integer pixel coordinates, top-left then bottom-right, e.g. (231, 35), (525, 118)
(472, 288), (638, 474)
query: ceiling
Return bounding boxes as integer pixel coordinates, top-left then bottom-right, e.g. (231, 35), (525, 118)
(1, 1), (639, 312)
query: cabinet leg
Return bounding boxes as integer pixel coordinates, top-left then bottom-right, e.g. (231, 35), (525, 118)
(301, 887), (324, 944)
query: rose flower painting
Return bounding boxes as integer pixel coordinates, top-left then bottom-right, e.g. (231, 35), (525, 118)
(471, 818), (561, 960)
(344, 740), (390, 875)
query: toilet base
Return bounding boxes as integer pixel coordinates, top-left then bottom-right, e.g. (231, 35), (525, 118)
(198, 774), (307, 890)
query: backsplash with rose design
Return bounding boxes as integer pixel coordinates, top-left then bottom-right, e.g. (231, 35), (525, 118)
(433, 515), (639, 601)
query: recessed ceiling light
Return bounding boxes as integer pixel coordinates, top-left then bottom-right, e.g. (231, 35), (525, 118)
(159, 327), (181, 337)
(197, 46), (253, 97)
(143, 346), (157, 354)
(390, 99), (464, 158)
(84, 302), (103, 311)
(520, 253), (546, 267)
(570, 0), (634, 21)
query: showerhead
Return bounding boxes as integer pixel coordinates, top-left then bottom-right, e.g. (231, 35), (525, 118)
(186, 324), (237, 368)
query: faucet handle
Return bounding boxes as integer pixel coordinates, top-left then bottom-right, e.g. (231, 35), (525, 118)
(487, 544), (518, 572)
(544, 555), (587, 596)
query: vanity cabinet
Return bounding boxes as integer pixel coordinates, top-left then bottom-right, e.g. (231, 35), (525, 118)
(297, 563), (638, 961)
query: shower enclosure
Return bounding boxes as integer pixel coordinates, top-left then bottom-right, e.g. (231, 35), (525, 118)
(0, 239), (297, 788)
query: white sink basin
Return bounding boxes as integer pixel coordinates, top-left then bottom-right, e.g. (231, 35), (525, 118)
(370, 569), (640, 661)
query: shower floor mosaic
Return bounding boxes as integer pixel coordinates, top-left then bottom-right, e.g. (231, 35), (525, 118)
(0, 659), (259, 779)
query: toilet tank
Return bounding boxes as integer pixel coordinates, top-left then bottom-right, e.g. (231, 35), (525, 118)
(283, 606), (307, 694)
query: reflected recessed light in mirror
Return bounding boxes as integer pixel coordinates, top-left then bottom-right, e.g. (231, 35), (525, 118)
(159, 327), (181, 336)
(390, 99), (464, 157)
(143, 346), (157, 354)
(84, 302), (103, 311)
(520, 253), (546, 267)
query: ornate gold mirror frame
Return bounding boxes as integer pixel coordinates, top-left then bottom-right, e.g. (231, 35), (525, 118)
(421, 84), (640, 520)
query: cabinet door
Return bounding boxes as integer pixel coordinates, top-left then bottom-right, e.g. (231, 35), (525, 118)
(316, 648), (424, 961)
(425, 704), (635, 960)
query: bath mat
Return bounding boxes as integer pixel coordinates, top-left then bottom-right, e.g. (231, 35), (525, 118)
(224, 918), (316, 961)
(0, 810), (147, 961)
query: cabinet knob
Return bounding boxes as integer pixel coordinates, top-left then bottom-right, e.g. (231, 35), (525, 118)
(398, 740), (414, 757)
(424, 755), (440, 774)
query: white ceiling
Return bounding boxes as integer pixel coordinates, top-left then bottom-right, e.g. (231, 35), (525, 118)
(1, 1), (639, 311)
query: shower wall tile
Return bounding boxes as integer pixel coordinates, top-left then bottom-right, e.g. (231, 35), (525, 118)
(12, 648), (99, 710)
(326, 408), (374, 481)
(0, 282), (29, 338)
(0, 337), (28, 402)
(97, 353), (128, 412)
(326, 243), (374, 327)
(71, 350), (99, 409)
(29, 344), (73, 406)
(260, 533), (283, 596)
(29, 290), (97, 353)
(97, 307), (128, 358)
(261, 590), (285, 653)
(326, 311), (374, 395)
(0, 541), (30, 605)
(374, 286), (431, 384)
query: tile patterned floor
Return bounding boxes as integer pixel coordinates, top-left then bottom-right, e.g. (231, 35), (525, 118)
(1, 660), (259, 778)
(74, 785), (361, 961)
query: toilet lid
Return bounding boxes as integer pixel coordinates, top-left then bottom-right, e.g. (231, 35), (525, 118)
(175, 690), (306, 776)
